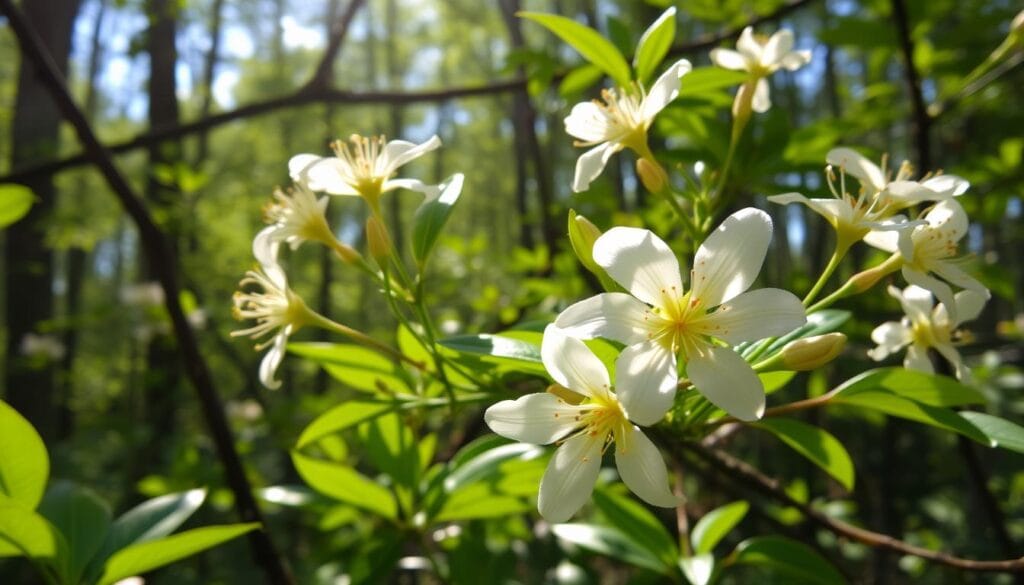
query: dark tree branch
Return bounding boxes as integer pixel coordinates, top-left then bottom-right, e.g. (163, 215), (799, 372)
(684, 442), (1024, 573)
(890, 0), (932, 170)
(304, 0), (366, 91)
(0, 0), (818, 186)
(0, 2), (295, 583)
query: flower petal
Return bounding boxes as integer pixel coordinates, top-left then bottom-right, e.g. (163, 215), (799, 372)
(253, 226), (282, 269)
(924, 198), (968, 238)
(696, 288), (806, 344)
(779, 49), (812, 71)
(691, 207), (772, 306)
(751, 77), (771, 113)
(736, 27), (759, 61)
(952, 288), (989, 325)
(288, 154), (323, 182)
(863, 228), (901, 253)
(302, 158), (361, 196)
(615, 428), (679, 507)
(641, 59), (692, 121)
(541, 325), (611, 399)
(538, 434), (603, 523)
(903, 266), (957, 325)
(762, 29), (794, 67)
(383, 177), (440, 197)
(614, 341), (676, 426)
(890, 284), (934, 324)
(565, 102), (611, 143)
(687, 346), (765, 421)
(380, 135), (441, 175)
(868, 321), (911, 360)
(572, 142), (618, 192)
(259, 331), (288, 390)
(930, 261), (987, 295)
(904, 343), (934, 373)
(554, 293), (652, 345)
(922, 174), (969, 196)
(710, 48), (748, 71)
(826, 148), (885, 193)
(593, 227), (683, 308)
(483, 393), (578, 445)
(933, 342), (968, 380)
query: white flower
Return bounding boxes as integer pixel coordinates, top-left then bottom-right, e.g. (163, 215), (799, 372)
(864, 198), (987, 323)
(484, 326), (678, 522)
(710, 27), (811, 113)
(825, 147), (968, 207)
(231, 264), (313, 389)
(564, 59), (691, 192)
(257, 183), (334, 254)
(289, 134), (441, 208)
(555, 208), (806, 421)
(19, 333), (66, 361)
(120, 282), (165, 307)
(869, 285), (989, 380)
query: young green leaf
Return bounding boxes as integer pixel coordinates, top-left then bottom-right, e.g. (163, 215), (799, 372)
(519, 12), (632, 86)
(296, 401), (397, 448)
(0, 400), (49, 510)
(0, 184), (35, 229)
(443, 442), (543, 493)
(959, 412), (1024, 454)
(551, 523), (673, 575)
(755, 419), (855, 491)
(730, 535), (845, 584)
(833, 367), (985, 407)
(438, 334), (548, 375)
(633, 7), (676, 84)
(691, 500), (749, 555)
(412, 173), (464, 266)
(288, 342), (409, 394)
(38, 481), (112, 585)
(291, 452), (397, 518)
(0, 503), (57, 559)
(97, 523), (258, 585)
(559, 63), (604, 97)
(592, 488), (678, 566)
(835, 391), (992, 445)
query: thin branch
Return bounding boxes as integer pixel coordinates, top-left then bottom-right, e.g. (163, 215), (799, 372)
(304, 0), (366, 91)
(685, 442), (1024, 573)
(890, 0), (932, 170)
(0, 0), (818, 185)
(0, 2), (295, 583)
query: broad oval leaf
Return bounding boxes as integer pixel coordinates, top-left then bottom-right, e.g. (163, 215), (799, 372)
(731, 535), (845, 584)
(559, 63), (604, 97)
(438, 334), (547, 375)
(551, 523), (672, 575)
(412, 173), (464, 266)
(678, 67), (750, 98)
(0, 503), (57, 559)
(98, 523), (258, 585)
(291, 452), (397, 519)
(833, 367), (985, 407)
(959, 412), (1024, 454)
(38, 481), (112, 585)
(691, 500), (748, 555)
(633, 7), (676, 84)
(834, 391), (992, 445)
(0, 400), (49, 510)
(592, 488), (677, 566)
(0, 184), (35, 229)
(519, 12), (632, 86)
(288, 342), (408, 394)
(755, 419), (855, 491)
(443, 442), (543, 493)
(296, 401), (397, 449)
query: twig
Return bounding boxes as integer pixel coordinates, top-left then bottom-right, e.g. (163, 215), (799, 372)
(890, 0), (932, 170)
(304, 0), (366, 91)
(0, 0), (820, 185)
(0, 2), (295, 583)
(685, 442), (1024, 573)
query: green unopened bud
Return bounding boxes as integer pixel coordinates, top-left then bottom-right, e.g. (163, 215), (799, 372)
(732, 80), (756, 124)
(780, 333), (847, 371)
(1013, 10), (1024, 35)
(636, 158), (668, 193)
(546, 383), (584, 405)
(567, 210), (622, 292)
(848, 255), (902, 293)
(333, 242), (363, 265)
(366, 216), (392, 268)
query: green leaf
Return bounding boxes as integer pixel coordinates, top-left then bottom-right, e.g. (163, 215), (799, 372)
(360, 412), (420, 488)
(633, 7), (676, 84)
(551, 523), (671, 574)
(291, 452), (397, 518)
(297, 401), (397, 449)
(438, 334), (548, 375)
(443, 442), (543, 493)
(755, 419), (855, 491)
(679, 554), (715, 585)
(0, 184), (35, 229)
(760, 370), (796, 395)
(288, 342), (408, 393)
(559, 63), (604, 97)
(435, 483), (533, 522)
(730, 535), (845, 584)
(834, 391), (992, 445)
(592, 489), (677, 566)
(397, 324), (433, 371)
(98, 523), (258, 585)
(678, 67), (749, 97)
(0, 502), (57, 558)
(959, 412), (1024, 454)
(519, 12), (632, 86)
(84, 489), (207, 583)
(412, 174), (464, 266)
(834, 368), (985, 407)
(691, 500), (749, 555)
(0, 400), (49, 510)
(38, 481), (112, 584)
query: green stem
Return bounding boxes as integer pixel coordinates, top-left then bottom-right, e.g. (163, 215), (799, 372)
(806, 253), (903, 313)
(802, 240), (851, 306)
(307, 310), (426, 371)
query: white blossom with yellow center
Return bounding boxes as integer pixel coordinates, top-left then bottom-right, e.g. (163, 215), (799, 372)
(484, 325), (678, 523)
(709, 27), (811, 113)
(289, 134), (441, 209)
(564, 59), (691, 192)
(555, 208), (806, 421)
(231, 264), (313, 389)
(869, 285), (988, 380)
(252, 182), (336, 266)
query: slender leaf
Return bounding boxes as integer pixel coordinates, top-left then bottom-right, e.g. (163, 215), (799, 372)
(755, 419), (855, 490)
(438, 334), (547, 375)
(592, 488), (677, 566)
(0, 400), (49, 510)
(412, 174), (464, 266)
(435, 483), (533, 522)
(551, 523), (671, 574)
(834, 367), (985, 407)
(0, 185), (35, 229)
(559, 63), (604, 97)
(691, 500), (749, 555)
(678, 67), (749, 97)
(443, 442), (542, 493)
(288, 342), (408, 393)
(291, 452), (397, 518)
(960, 412), (1024, 454)
(730, 536), (845, 584)
(38, 481), (112, 584)
(835, 391), (992, 445)
(0, 503), (57, 558)
(519, 12), (632, 85)
(297, 401), (397, 448)
(98, 523), (258, 585)
(633, 7), (676, 84)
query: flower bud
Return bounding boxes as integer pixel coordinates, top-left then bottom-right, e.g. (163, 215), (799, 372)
(636, 158), (668, 193)
(546, 383), (584, 405)
(567, 211), (622, 292)
(366, 216), (392, 268)
(780, 333), (847, 371)
(1013, 10), (1024, 35)
(333, 242), (363, 265)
